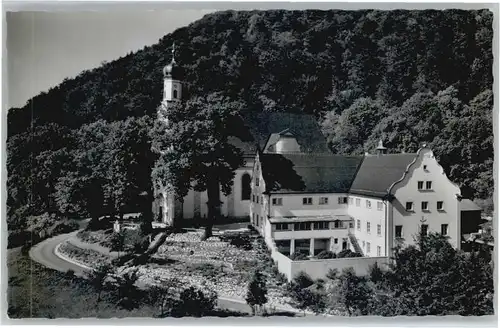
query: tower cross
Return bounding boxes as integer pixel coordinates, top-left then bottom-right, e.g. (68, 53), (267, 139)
(171, 42), (176, 64)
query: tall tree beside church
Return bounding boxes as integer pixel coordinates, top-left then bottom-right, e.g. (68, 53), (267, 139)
(151, 92), (245, 239)
(104, 116), (155, 227)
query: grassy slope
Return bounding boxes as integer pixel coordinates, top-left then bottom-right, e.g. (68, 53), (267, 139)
(7, 247), (156, 318)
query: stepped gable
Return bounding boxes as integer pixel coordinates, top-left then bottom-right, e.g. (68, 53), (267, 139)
(349, 153), (418, 198)
(259, 152), (363, 194)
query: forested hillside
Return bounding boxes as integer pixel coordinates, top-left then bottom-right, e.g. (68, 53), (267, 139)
(7, 9), (494, 234)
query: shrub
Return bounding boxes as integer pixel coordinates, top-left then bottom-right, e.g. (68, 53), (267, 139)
(170, 286), (217, 317)
(49, 220), (79, 235)
(228, 234), (252, 250)
(65, 269), (75, 278)
(132, 236), (150, 254)
(276, 272), (288, 285)
(292, 271), (314, 289)
(191, 263), (222, 279)
(86, 217), (113, 231)
(337, 249), (362, 258)
(316, 250), (336, 259)
(290, 252), (309, 261)
(246, 270), (268, 315)
(107, 232), (125, 252)
(368, 262), (384, 283)
(8, 230), (32, 249)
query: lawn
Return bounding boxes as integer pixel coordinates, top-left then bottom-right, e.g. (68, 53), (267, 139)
(138, 231), (294, 310)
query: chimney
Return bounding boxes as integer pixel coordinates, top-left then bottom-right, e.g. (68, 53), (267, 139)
(376, 139), (387, 156)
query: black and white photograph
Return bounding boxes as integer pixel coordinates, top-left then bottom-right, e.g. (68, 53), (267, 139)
(4, 3), (496, 321)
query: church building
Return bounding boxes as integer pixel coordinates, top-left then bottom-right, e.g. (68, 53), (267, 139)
(153, 45), (479, 262)
(152, 45), (328, 226)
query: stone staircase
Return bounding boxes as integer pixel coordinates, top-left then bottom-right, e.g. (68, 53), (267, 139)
(348, 232), (364, 256)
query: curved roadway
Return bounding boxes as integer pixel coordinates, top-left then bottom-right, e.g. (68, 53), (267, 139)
(29, 231), (89, 276)
(29, 227), (304, 316)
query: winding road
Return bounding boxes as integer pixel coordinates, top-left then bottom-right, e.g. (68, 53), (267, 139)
(28, 228), (302, 315)
(29, 231), (88, 276)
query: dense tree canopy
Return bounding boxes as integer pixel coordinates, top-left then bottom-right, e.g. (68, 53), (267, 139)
(7, 9), (494, 233)
(151, 93), (245, 238)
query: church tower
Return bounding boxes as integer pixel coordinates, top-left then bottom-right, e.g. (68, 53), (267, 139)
(155, 43), (183, 226)
(162, 42), (182, 105)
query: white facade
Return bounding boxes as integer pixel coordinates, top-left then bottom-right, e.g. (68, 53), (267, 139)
(388, 148), (462, 250)
(251, 146), (465, 260)
(348, 195), (387, 257)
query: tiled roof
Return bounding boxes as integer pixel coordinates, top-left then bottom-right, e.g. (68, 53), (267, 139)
(260, 152), (363, 194)
(459, 199), (482, 212)
(349, 153), (417, 197)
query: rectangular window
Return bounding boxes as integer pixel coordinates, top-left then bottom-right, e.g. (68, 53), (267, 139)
(294, 222), (311, 231)
(377, 246), (381, 256)
(357, 219), (361, 230)
(260, 196), (263, 205)
(272, 198), (283, 206)
(313, 221), (329, 230)
(421, 201), (429, 211)
(377, 202), (383, 211)
(302, 197), (313, 205)
(406, 202), (414, 211)
(338, 197), (348, 204)
(367, 242), (371, 254)
(275, 223), (289, 231)
(395, 225), (403, 238)
(256, 178), (259, 187)
(367, 222), (371, 233)
(441, 224), (448, 235)
(349, 197), (353, 205)
(426, 181), (432, 190)
(437, 201), (444, 211)
(333, 220), (342, 229)
(356, 198), (361, 207)
(349, 222), (354, 229)
(421, 224), (428, 235)
(366, 200), (371, 209)
(319, 197), (329, 205)
(377, 224), (381, 236)
(256, 214), (259, 227)
(334, 238), (338, 244)
(418, 181), (424, 190)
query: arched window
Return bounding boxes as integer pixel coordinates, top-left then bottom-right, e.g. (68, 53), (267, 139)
(173, 89), (178, 99)
(241, 173), (251, 200)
